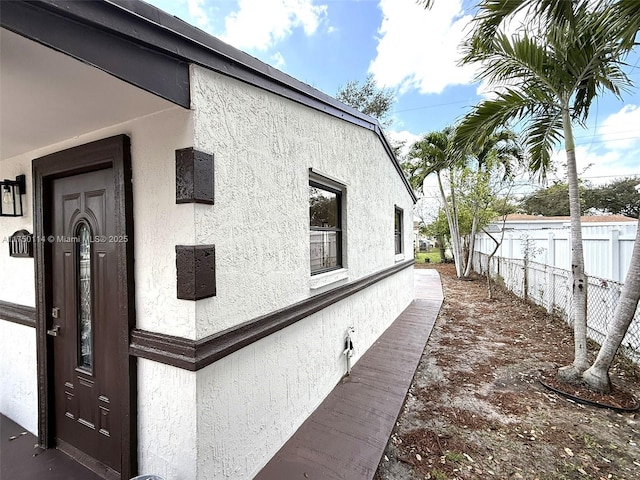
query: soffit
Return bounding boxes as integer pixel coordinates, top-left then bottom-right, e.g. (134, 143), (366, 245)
(0, 28), (175, 160)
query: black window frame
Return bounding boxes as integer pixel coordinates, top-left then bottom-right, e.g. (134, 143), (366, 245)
(309, 180), (343, 275)
(394, 206), (403, 255)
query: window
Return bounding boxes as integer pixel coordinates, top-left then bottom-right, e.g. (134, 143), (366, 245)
(310, 179), (343, 274)
(394, 206), (403, 255)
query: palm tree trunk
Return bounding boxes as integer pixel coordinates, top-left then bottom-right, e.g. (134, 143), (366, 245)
(582, 216), (640, 393)
(559, 107), (590, 382)
(464, 162), (486, 278)
(447, 169), (465, 277)
(436, 171), (463, 277)
(464, 215), (479, 277)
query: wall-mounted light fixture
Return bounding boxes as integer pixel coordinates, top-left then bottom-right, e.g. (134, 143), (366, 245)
(1, 175), (26, 217)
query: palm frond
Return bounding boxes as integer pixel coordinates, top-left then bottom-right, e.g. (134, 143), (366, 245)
(454, 87), (544, 153)
(465, 0), (584, 61)
(521, 110), (564, 181)
(416, 0), (435, 9)
(610, 0), (640, 50)
(405, 128), (457, 192)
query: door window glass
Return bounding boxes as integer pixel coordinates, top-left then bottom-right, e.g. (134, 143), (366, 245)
(77, 222), (93, 371)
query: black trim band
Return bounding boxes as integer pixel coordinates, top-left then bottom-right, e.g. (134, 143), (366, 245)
(0, 300), (37, 328)
(131, 259), (415, 371)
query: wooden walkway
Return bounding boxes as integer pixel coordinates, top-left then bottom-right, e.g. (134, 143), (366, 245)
(255, 268), (443, 480)
(0, 414), (104, 480)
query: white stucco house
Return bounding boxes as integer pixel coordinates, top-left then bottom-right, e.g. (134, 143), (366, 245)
(0, 1), (417, 479)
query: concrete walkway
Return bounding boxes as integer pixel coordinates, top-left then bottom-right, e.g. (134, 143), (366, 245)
(255, 268), (444, 480)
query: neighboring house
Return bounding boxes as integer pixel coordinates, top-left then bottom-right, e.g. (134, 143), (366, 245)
(475, 214), (638, 282)
(412, 221), (434, 253)
(0, 2), (416, 479)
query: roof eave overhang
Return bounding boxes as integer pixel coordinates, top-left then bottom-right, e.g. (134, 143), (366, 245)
(0, 0), (191, 108)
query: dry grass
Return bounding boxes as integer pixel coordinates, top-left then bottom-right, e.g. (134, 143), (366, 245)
(375, 264), (640, 480)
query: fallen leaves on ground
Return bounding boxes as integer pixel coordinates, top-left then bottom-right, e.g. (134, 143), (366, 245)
(375, 264), (640, 480)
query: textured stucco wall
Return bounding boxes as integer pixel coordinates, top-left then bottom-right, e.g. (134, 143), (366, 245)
(0, 321), (38, 434)
(1, 59), (417, 479)
(190, 66), (416, 479)
(190, 65), (415, 339)
(0, 152), (37, 431)
(125, 108), (197, 339)
(137, 358), (197, 480)
(196, 267), (414, 479)
(0, 153), (35, 307)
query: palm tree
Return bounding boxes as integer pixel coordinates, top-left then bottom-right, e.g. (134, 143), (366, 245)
(404, 128), (466, 277)
(455, 3), (633, 382)
(462, 129), (523, 277)
(405, 127), (523, 279)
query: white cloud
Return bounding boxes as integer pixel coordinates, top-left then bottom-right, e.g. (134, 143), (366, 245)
(369, 0), (476, 95)
(221, 0), (327, 51)
(597, 104), (640, 151)
(385, 130), (439, 199)
(271, 51), (286, 68)
(187, 0), (211, 30)
(387, 129), (421, 159)
(549, 105), (640, 185)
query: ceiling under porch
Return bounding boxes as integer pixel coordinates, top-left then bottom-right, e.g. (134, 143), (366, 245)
(0, 28), (177, 161)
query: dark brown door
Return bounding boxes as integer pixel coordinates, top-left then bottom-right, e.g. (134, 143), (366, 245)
(50, 168), (121, 472)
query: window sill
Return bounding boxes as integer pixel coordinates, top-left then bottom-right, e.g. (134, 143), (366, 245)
(395, 253), (405, 263)
(310, 268), (349, 290)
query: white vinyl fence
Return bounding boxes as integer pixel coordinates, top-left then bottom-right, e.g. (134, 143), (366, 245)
(475, 222), (637, 283)
(472, 252), (640, 364)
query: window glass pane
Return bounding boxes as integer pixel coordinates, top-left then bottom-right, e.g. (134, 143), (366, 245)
(77, 222), (93, 371)
(310, 231), (339, 273)
(395, 209), (403, 254)
(310, 186), (338, 228)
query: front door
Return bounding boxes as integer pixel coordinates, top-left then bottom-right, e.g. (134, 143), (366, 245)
(49, 168), (121, 472)
(34, 135), (136, 479)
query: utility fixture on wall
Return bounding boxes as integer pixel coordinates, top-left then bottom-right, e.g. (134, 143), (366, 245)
(1, 175), (26, 217)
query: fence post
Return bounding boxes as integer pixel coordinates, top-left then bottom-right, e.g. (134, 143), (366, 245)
(545, 265), (552, 313)
(610, 229), (620, 282)
(545, 232), (554, 313)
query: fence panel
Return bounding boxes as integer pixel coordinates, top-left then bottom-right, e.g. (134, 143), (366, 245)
(473, 252), (640, 363)
(475, 223), (637, 283)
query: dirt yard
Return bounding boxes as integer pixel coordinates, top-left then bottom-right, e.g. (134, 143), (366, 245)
(375, 263), (640, 480)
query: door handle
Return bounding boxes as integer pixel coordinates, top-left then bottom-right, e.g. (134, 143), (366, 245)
(47, 325), (60, 337)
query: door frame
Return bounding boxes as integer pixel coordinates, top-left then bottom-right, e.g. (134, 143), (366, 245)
(33, 135), (137, 479)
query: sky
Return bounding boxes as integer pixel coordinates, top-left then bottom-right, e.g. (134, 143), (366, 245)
(147, 0), (640, 192)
